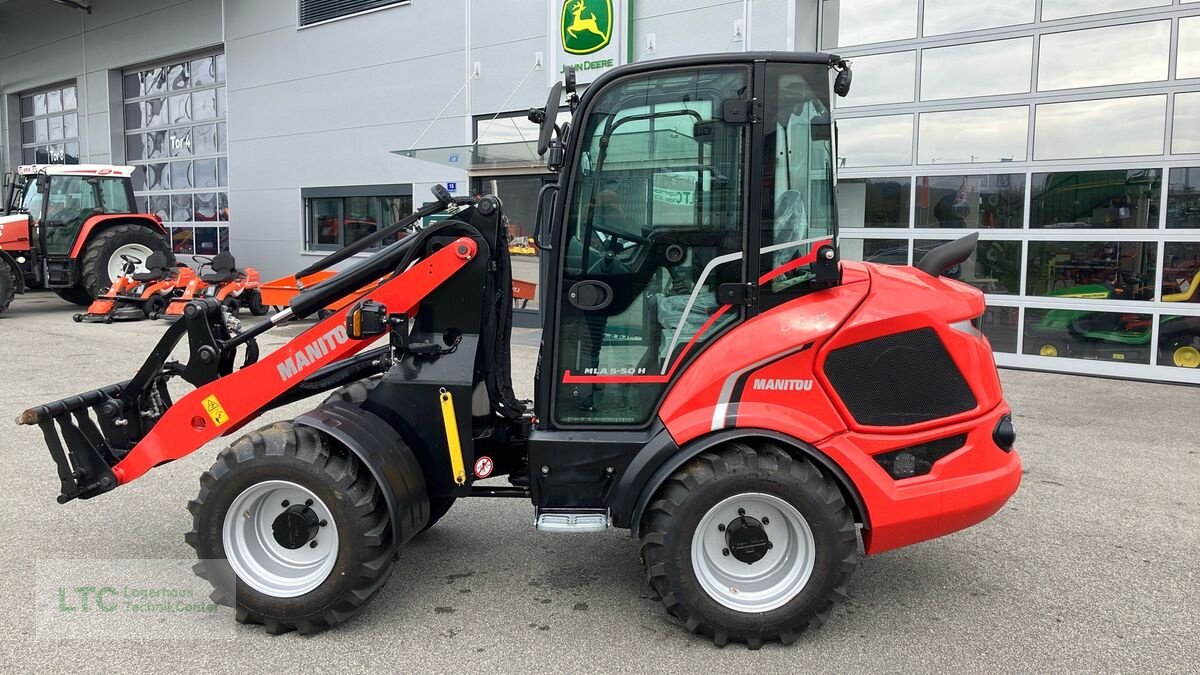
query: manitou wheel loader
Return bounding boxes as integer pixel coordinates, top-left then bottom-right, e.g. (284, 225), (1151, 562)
(19, 53), (1021, 648)
(0, 164), (172, 315)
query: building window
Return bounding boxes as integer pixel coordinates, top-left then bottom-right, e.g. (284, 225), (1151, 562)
(917, 238), (1022, 294)
(916, 174), (1025, 229)
(1030, 169), (1161, 229)
(837, 176), (910, 228)
(1041, 0), (1169, 22)
(836, 51), (914, 107)
(1037, 21), (1169, 92)
(299, 0), (408, 27)
(1167, 167), (1200, 228)
(1034, 95), (1166, 160)
(124, 52), (228, 255)
(921, 38), (1032, 101)
(19, 83), (79, 164)
(918, 106), (1028, 164)
(821, 0), (918, 49)
(835, 114), (913, 168)
(922, 0), (1034, 37)
(302, 186), (413, 251)
(1025, 241), (1158, 299)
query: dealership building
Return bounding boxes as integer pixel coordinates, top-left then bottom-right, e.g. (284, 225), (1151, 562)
(2, 0), (1199, 385)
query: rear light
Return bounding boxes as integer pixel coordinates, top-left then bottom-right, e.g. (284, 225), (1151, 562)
(873, 434), (967, 480)
(993, 415), (1016, 452)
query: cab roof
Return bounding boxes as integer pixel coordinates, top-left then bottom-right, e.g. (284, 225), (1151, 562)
(16, 164), (135, 178)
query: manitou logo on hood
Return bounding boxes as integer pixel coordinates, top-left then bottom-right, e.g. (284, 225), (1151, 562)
(561, 0), (612, 55)
(751, 378), (814, 392)
(277, 325), (349, 381)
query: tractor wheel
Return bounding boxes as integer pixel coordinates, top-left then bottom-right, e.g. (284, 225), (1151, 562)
(1161, 336), (1200, 368)
(79, 224), (172, 298)
(221, 296), (240, 317)
(186, 421), (395, 635)
(0, 261), (14, 316)
(639, 442), (858, 649)
(54, 286), (92, 306)
(322, 376), (456, 532)
(246, 289), (269, 316)
(143, 294), (169, 319)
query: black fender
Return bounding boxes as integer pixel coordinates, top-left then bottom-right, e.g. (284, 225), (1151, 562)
(621, 427), (869, 538)
(0, 250), (25, 293)
(295, 401), (430, 549)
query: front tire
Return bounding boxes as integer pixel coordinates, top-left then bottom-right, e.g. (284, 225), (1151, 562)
(80, 224), (172, 298)
(186, 421), (395, 634)
(143, 293), (169, 319)
(245, 289), (268, 316)
(639, 442), (857, 648)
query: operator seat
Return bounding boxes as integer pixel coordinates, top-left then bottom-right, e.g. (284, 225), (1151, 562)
(201, 251), (239, 284)
(132, 252), (174, 282)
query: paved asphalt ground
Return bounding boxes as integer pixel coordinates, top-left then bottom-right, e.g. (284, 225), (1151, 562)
(0, 291), (1197, 673)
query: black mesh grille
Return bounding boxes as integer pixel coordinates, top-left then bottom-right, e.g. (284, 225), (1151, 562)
(299, 0), (407, 26)
(824, 328), (977, 426)
(874, 434), (968, 480)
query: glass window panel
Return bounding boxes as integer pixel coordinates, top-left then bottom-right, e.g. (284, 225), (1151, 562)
(344, 196), (380, 246)
(169, 127), (193, 157)
(47, 115), (63, 141)
(168, 62), (190, 90)
(215, 54), (226, 83)
(921, 38), (1032, 100)
(195, 193), (218, 222)
(145, 98), (167, 128)
(144, 131), (168, 159)
(838, 51), (914, 107)
(48, 143), (65, 163)
(34, 118), (48, 143)
(192, 89), (217, 121)
(1026, 241), (1158, 300)
(62, 86), (76, 110)
(125, 134), (145, 162)
(142, 67), (167, 96)
(1162, 242), (1200, 300)
(195, 227), (219, 255)
(1042, 0), (1168, 21)
(218, 226), (229, 252)
(47, 89), (62, 114)
(21, 120), (35, 143)
(191, 57), (216, 86)
(217, 87), (227, 118)
(918, 107), (1027, 164)
(20, 96), (34, 118)
(1172, 92), (1200, 155)
(1035, 95), (1165, 160)
(822, 0), (917, 48)
(1158, 316), (1200, 368)
(217, 122), (227, 152)
(63, 113), (77, 138)
(836, 114), (913, 167)
(1031, 169), (1161, 228)
(1179, 17), (1200, 80)
(311, 198), (341, 246)
(193, 124), (218, 155)
(217, 157), (228, 187)
(916, 174), (1025, 228)
(135, 195), (148, 213)
(837, 177), (910, 228)
(170, 160), (192, 189)
(923, 0), (1033, 36)
(193, 158), (218, 188)
(149, 195), (170, 221)
(22, 147), (35, 164)
(1024, 308), (1154, 364)
(33, 93), (46, 116)
(1038, 22), (1169, 91)
(171, 194), (194, 222)
(168, 93), (192, 124)
(64, 142), (79, 164)
(916, 238), (1021, 294)
(1167, 167), (1200, 228)
(842, 238), (910, 265)
(124, 102), (144, 129)
(172, 227), (195, 254)
(981, 306), (1018, 353)
(219, 193), (229, 222)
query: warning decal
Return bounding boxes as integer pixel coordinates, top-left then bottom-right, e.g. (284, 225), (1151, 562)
(202, 394), (230, 427)
(474, 456), (494, 479)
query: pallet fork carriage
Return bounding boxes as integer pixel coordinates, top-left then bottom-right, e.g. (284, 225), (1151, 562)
(20, 52), (1021, 647)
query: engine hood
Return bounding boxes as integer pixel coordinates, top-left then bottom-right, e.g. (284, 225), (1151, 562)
(0, 214), (31, 251)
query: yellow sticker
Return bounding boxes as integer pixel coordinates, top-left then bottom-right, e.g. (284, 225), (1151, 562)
(202, 394), (230, 427)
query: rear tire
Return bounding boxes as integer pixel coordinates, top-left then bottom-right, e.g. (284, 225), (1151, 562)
(186, 421), (395, 635)
(143, 294), (169, 319)
(221, 296), (240, 316)
(639, 442), (857, 648)
(80, 224), (172, 298)
(0, 261), (15, 316)
(54, 286), (92, 306)
(246, 289), (268, 316)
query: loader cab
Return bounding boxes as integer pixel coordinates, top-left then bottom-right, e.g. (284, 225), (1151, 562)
(535, 54), (848, 430)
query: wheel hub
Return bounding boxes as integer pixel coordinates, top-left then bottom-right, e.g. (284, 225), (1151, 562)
(1174, 345), (1200, 368)
(725, 515), (770, 564)
(272, 504), (320, 549)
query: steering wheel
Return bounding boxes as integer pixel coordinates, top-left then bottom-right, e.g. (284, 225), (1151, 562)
(593, 222), (651, 246)
(120, 253), (144, 266)
(193, 255), (214, 273)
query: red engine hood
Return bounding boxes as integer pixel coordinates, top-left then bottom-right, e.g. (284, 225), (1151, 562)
(0, 214), (31, 252)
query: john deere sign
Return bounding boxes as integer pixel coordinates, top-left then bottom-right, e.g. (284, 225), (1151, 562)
(561, 0), (612, 55)
(548, 0), (625, 86)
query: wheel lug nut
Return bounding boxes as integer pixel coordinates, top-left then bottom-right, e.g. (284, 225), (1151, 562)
(762, 517), (769, 525)
(767, 542), (773, 549)
(281, 500), (289, 507)
(319, 519), (328, 527)
(722, 548), (729, 557)
(737, 508), (745, 516)
(309, 541), (318, 548)
(717, 523), (725, 532)
(305, 499), (313, 507)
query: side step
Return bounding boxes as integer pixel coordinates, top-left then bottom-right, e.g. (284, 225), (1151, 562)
(535, 508), (609, 533)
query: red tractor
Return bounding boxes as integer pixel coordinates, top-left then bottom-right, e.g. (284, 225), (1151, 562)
(0, 164), (172, 315)
(19, 53), (1020, 647)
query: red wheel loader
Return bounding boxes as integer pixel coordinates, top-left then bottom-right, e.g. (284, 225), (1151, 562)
(18, 53), (1020, 647)
(0, 164), (172, 316)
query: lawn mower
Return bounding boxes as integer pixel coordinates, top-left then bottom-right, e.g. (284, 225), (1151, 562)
(19, 53), (1021, 647)
(74, 251), (196, 323)
(158, 251), (266, 320)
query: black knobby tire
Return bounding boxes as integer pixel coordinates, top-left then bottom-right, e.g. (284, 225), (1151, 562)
(143, 293), (169, 319)
(246, 289), (269, 316)
(221, 296), (240, 316)
(186, 421), (395, 635)
(639, 442), (858, 649)
(79, 223), (172, 298)
(323, 376), (456, 531)
(54, 286), (92, 306)
(0, 261), (15, 316)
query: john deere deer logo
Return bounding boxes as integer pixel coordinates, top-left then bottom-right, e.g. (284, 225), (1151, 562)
(561, 0), (612, 55)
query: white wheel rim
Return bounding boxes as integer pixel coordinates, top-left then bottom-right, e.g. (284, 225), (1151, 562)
(106, 243), (154, 284)
(691, 492), (816, 613)
(222, 480), (339, 598)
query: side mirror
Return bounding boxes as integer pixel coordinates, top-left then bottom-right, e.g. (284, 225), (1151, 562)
(36, 173), (50, 192)
(833, 62), (853, 97)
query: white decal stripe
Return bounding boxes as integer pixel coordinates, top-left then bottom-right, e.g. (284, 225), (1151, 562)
(708, 341), (814, 431)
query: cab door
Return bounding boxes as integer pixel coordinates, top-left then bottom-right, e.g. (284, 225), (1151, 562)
(545, 66), (752, 428)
